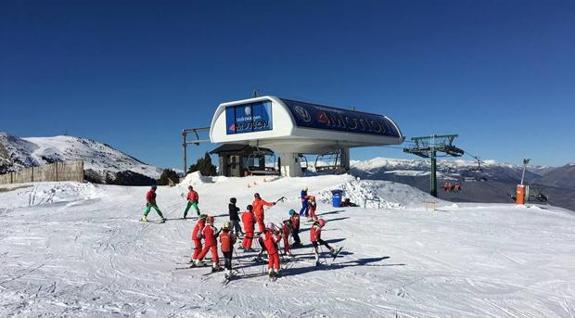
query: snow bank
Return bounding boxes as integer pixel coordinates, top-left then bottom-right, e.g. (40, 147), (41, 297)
(315, 178), (441, 209)
(0, 182), (101, 209)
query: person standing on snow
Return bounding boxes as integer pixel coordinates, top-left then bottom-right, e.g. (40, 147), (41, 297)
(281, 219), (294, 257)
(195, 215), (221, 271)
(299, 187), (309, 217)
(263, 223), (282, 278)
(288, 209), (302, 247)
(252, 193), (275, 234)
(190, 214), (207, 264)
(241, 205), (256, 251)
(310, 219), (339, 266)
(307, 195), (318, 221)
(183, 186), (200, 219)
(228, 197), (243, 237)
(141, 185), (166, 223)
(219, 221), (237, 278)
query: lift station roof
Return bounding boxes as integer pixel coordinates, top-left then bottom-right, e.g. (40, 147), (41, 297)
(209, 96), (404, 153)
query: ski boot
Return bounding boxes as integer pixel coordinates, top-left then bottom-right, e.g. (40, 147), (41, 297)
(194, 260), (205, 267)
(160, 218), (167, 223)
(140, 216), (148, 222)
(212, 264), (222, 273)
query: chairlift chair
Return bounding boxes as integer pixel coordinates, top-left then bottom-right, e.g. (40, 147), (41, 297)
(246, 147), (278, 176)
(314, 151), (346, 174)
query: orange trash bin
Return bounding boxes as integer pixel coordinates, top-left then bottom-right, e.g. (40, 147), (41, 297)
(516, 184), (525, 204)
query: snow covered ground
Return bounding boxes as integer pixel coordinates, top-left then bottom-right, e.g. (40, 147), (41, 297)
(1, 175), (574, 317)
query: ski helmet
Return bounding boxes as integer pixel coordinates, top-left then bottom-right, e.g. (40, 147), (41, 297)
(151, 185), (157, 190)
(318, 219), (326, 227)
(288, 209), (296, 216)
(230, 197), (237, 204)
(254, 193), (260, 198)
(247, 204), (253, 211)
(199, 214), (208, 220)
(222, 221), (230, 229)
(207, 216), (215, 224)
(188, 185), (193, 190)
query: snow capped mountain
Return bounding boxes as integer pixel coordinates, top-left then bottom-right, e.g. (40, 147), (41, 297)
(0, 132), (162, 183)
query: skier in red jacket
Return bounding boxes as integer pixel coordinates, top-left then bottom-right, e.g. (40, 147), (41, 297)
(263, 222), (282, 278)
(183, 185), (200, 219)
(190, 214), (207, 264)
(241, 205), (256, 251)
(252, 193), (275, 233)
(307, 195), (318, 221)
(310, 219), (339, 266)
(141, 185), (166, 223)
(219, 221), (237, 278)
(281, 219), (294, 257)
(289, 209), (302, 247)
(195, 215), (221, 271)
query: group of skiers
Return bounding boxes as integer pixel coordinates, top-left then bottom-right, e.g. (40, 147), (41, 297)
(140, 185), (341, 279)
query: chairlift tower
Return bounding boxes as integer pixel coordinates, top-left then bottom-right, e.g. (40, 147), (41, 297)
(403, 134), (464, 197)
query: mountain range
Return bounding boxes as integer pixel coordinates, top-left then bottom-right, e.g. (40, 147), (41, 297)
(0, 132), (162, 185)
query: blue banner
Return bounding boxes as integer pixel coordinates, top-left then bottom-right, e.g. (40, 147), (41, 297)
(281, 99), (401, 137)
(226, 101), (273, 134)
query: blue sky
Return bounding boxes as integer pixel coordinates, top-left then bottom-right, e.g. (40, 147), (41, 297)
(1, 0), (574, 169)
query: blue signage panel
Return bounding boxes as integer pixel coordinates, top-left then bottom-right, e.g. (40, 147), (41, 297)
(281, 99), (401, 138)
(226, 101), (273, 134)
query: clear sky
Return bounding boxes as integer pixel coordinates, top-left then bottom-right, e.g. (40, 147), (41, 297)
(1, 0), (574, 169)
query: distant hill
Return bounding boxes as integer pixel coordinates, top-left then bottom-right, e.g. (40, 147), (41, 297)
(0, 132), (162, 185)
(533, 164), (575, 189)
(350, 157), (574, 211)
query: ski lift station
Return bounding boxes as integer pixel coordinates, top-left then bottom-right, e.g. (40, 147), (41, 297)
(206, 96), (404, 177)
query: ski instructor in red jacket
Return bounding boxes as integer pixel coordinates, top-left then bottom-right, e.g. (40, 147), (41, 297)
(252, 193), (275, 233)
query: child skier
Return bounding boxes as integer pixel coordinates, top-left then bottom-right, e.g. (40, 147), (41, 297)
(195, 215), (221, 272)
(190, 214), (207, 264)
(307, 195), (318, 221)
(252, 193), (275, 234)
(281, 219), (294, 257)
(219, 221), (237, 278)
(310, 219), (340, 266)
(288, 209), (302, 248)
(263, 222), (282, 278)
(241, 205), (256, 251)
(299, 187), (309, 217)
(228, 197), (243, 237)
(141, 185), (166, 223)
(183, 185), (200, 218)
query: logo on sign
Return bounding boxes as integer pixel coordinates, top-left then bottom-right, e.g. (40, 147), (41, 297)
(294, 105), (312, 123)
(244, 106), (251, 116)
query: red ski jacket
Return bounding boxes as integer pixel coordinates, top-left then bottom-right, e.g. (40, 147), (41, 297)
(202, 224), (217, 246)
(252, 198), (273, 220)
(263, 229), (281, 255)
(192, 219), (205, 241)
(282, 221), (292, 237)
(290, 214), (300, 230)
(146, 190), (156, 204)
(310, 225), (322, 242)
(187, 190), (199, 202)
(219, 230), (235, 252)
(241, 211), (256, 233)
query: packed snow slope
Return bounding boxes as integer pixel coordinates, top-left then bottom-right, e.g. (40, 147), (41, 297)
(0, 132), (162, 179)
(1, 174), (574, 317)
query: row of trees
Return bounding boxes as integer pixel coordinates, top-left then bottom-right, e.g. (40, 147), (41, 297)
(157, 152), (217, 185)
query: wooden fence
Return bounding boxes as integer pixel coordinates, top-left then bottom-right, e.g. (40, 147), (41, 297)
(0, 161), (84, 184)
